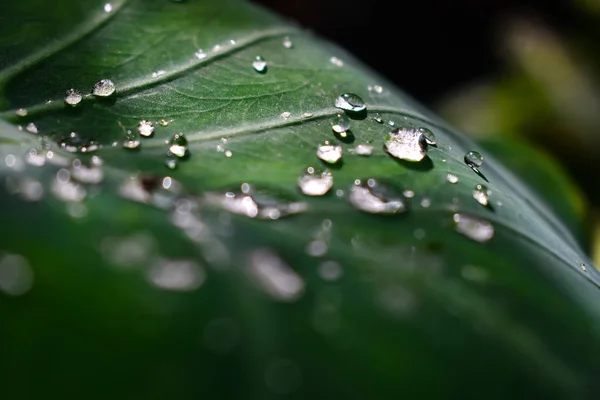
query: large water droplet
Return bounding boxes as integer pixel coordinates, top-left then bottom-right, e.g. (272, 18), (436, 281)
(59, 132), (99, 153)
(92, 79), (116, 97)
(169, 133), (188, 158)
(384, 127), (427, 162)
(453, 213), (494, 242)
(331, 113), (350, 134)
(298, 167), (333, 196)
(464, 151), (483, 170)
(317, 141), (342, 164)
(373, 113), (383, 123)
(252, 56), (267, 73)
(334, 93), (366, 112)
(472, 184), (491, 206)
(419, 127), (436, 145)
(250, 249), (304, 302)
(329, 57), (344, 67)
(137, 120), (154, 137)
(65, 89), (82, 106)
(348, 179), (406, 214)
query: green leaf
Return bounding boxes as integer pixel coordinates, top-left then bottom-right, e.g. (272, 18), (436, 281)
(1, 1), (600, 398)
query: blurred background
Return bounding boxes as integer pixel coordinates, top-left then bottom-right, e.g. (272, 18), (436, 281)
(257, 0), (600, 262)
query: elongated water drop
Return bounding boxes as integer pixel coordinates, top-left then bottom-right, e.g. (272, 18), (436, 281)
(348, 179), (406, 214)
(317, 141), (342, 164)
(464, 151), (483, 170)
(334, 93), (366, 112)
(298, 167), (333, 196)
(92, 79), (116, 97)
(419, 127), (436, 145)
(331, 113), (350, 134)
(169, 133), (188, 158)
(446, 173), (459, 184)
(138, 120), (154, 137)
(473, 184), (491, 206)
(384, 127), (427, 162)
(65, 89), (83, 106)
(453, 213), (494, 242)
(252, 56), (267, 73)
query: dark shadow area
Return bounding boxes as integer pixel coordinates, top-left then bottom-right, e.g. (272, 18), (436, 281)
(334, 130), (355, 144)
(388, 154), (434, 172)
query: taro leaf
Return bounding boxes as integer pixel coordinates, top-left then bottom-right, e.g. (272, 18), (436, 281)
(1, 1), (600, 399)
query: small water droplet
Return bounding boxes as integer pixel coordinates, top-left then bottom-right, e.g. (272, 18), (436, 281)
(25, 150), (45, 167)
(464, 151), (483, 170)
(65, 89), (83, 106)
(317, 141), (342, 164)
(169, 133), (188, 158)
(388, 120), (396, 127)
(59, 132), (99, 153)
(384, 127), (428, 162)
(334, 93), (366, 112)
(92, 79), (116, 97)
(137, 120), (154, 137)
(446, 173), (459, 184)
(453, 213), (494, 242)
(280, 111), (291, 119)
(250, 249), (304, 302)
(195, 49), (207, 60)
(348, 179), (406, 214)
(353, 143), (373, 156)
(302, 112), (313, 119)
(51, 170), (86, 202)
(151, 70), (166, 78)
(123, 133), (141, 150)
(473, 184), (491, 206)
(403, 189), (415, 198)
(158, 119), (170, 126)
(420, 198), (431, 208)
(329, 57), (344, 67)
(104, 3), (113, 12)
(25, 123), (38, 134)
(373, 113), (383, 123)
(15, 108), (27, 117)
(331, 113), (350, 134)
(298, 167), (333, 196)
(165, 157), (178, 170)
(252, 56), (267, 73)
(282, 36), (293, 48)
(419, 127), (436, 145)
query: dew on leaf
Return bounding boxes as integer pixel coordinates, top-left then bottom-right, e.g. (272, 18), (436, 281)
(580, 263), (587, 272)
(473, 184), (491, 206)
(283, 36), (293, 48)
(151, 70), (166, 78)
(317, 141), (342, 164)
(137, 120), (154, 137)
(348, 179), (406, 214)
(104, 3), (112, 12)
(419, 127), (436, 145)
(25, 123), (38, 134)
(169, 133), (188, 158)
(388, 120), (396, 127)
(71, 162), (103, 184)
(298, 167), (333, 196)
(464, 151), (483, 170)
(403, 189), (415, 198)
(306, 240), (328, 257)
(280, 111), (291, 119)
(224, 150), (233, 158)
(15, 108), (27, 117)
(123, 134), (141, 150)
(250, 249), (304, 302)
(446, 173), (459, 184)
(194, 49), (207, 60)
(453, 213), (494, 242)
(353, 143), (373, 156)
(92, 79), (116, 97)
(331, 113), (350, 134)
(334, 93), (366, 112)
(252, 56), (267, 73)
(302, 112), (314, 119)
(420, 198), (431, 208)
(64, 89), (82, 105)
(384, 127), (428, 162)
(147, 259), (205, 292)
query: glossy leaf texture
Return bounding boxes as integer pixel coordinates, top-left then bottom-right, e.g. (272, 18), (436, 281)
(1, 1), (600, 399)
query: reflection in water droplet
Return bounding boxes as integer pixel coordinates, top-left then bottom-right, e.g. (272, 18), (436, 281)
(464, 151), (483, 170)
(318, 260), (342, 281)
(65, 89), (83, 105)
(104, 3), (112, 12)
(169, 133), (188, 158)
(25, 123), (38, 134)
(250, 249), (304, 302)
(159, 119), (170, 126)
(147, 259), (205, 291)
(0, 253), (34, 296)
(446, 173), (459, 184)
(331, 113), (350, 134)
(349, 180), (406, 214)
(137, 120), (154, 137)
(353, 143), (373, 156)
(265, 358), (303, 394)
(92, 79), (116, 97)
(317, 141), (342, 164)
(252, 56), (267, 73)
(334, 93), (366, 112)
(385, 127), (427, 162)
(419, 127), (436, 145)
(283, 36), (293, 48)
(453, 213), (494, 242)
(329, 56), (344, 67)
(473, 184), (491, 206)
(298, 167), (333, 196)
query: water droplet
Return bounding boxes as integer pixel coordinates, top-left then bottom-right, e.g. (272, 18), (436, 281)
(137, 120), (154, 137)
(403, 189), (415, 198)
(461, 265), (488, 283)
(15, 108), (27, 117)
(420, 198), (431, 208)
(373, 85), (383, 93)
(252, 56), (267, 73)
(65, 89), (83, 105)
(203, 317), (240, 354)
(0, 253), (34, 296)
(419, 127), (436, 145)
(473, 184), (491, 206)
(159, 119), (170, 126)
(464, 151), (483, 170)
(104, 3), (113, 12)
(331, 113), (350, 134)
(151, 70), (166, 78)
(25, 123), (38, 134)
(353, 143), (373, 156)
(282, 36), (293, 48)
(250, 249), (304, 301)
(165, 157), (178, 170)
(373, 113), (383, 123)
(71, 162), (103, 184)
(580, 263), (587, 272)
(224, 150), (233, 158)
(123, 133), (141, 149)
(298, 167), (333, 196)
(317, 141), (342, 164)
(147, 259), (205, 291)
(25, 149), (45, 167)
(385, 127), (428, 162)
(195, 49), (207, 60)
(453, 213), (494, 242)
(334, 93), (366, 112)
(280, 111), (291, 119)
(169, 133), (188, 158)
(51, 170), (86, 202)
(348, 180), (406, 214)
(59, 132), (99, 153)
(92, 79), (116, 97)
(329, 56), (344, 67)
(388, 120), (396, 127)
(446, 173), (459, 184)
(302, 112), (314, 119)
